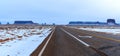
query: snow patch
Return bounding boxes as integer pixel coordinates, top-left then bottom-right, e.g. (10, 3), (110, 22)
(79, 28), (120, 35)
(0, 27), (52, 56)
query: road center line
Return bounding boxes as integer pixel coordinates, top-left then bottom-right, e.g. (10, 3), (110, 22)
(38, 27), (55, 56)
(61, 28), (90, 47)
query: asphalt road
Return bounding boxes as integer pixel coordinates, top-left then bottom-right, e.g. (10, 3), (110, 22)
(31, 26), (120, 56)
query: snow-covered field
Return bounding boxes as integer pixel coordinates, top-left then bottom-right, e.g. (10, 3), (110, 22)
(0, 26), (52, 56)
(79, 28), (120, 35)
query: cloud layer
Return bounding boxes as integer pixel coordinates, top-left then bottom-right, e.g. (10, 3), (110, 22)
(0, 0), (120, 24)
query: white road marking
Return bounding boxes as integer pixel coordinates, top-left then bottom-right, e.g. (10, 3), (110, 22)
(78, 35), (92, 38)
(61, 28), (90, 47)
(38, 27), (55, 56)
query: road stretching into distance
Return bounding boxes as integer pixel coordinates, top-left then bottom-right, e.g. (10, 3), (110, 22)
(31, 26), (120, 56)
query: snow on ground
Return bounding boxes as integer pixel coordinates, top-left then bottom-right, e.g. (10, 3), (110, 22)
(79, 28), (120, 35)
(0, 27), (52, 56)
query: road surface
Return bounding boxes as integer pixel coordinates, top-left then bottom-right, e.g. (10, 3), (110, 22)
(31, 26), (120, 56)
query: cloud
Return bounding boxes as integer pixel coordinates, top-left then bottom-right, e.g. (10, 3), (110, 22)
(0, 0), (120, 24)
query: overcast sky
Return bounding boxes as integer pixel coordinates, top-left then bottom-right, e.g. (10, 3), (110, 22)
(0, 0), (120, 24)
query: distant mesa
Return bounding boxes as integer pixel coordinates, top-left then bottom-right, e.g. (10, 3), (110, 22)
(69, 21), (106, 25)
(69, 19), (117, 25)
(107, 19), (116, 25)
(14, 21), (35, 24)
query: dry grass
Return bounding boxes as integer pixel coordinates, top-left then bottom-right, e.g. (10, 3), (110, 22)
(0, 25), (53, 43)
